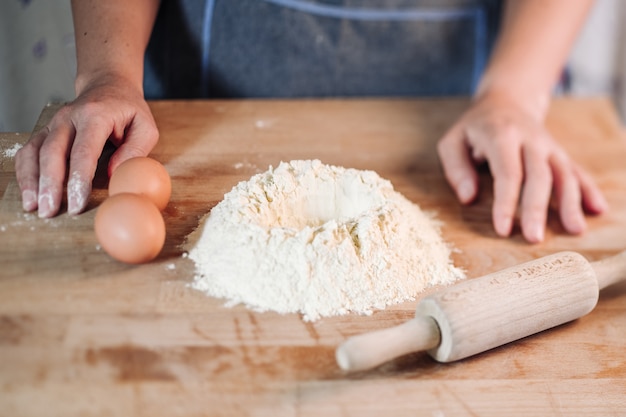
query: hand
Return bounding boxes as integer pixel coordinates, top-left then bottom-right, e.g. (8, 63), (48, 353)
(437, 92), (608, 243)
(15, 75), (159, 218)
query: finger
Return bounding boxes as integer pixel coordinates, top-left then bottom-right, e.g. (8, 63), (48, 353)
(437, 125), (479, 205)
(487, 139), (523, 238)
(66, 120), (113, 215)
(107, 114), (160, 176)
(575, 165), (609, 214)
(38, 124), (75, 218)
(15, 128), (47, 211)
(519, 146), (552, 243)
(551, 153), (586, 235)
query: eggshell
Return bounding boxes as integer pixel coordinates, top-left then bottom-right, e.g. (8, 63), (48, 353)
(94, 193), (166, 264)
(109, 157), (171, 210)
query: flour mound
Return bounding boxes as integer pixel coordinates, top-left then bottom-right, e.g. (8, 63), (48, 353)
(186, 160), (464, 321)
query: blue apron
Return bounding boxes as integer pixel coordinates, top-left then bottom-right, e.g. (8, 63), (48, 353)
(144, 0), (503, 99)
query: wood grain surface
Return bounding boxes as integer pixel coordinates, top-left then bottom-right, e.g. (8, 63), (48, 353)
(1, 98), (625, 417)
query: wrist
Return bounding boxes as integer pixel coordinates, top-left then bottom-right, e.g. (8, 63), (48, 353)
(474, 78), (552, 122)
(75, 69), (144, 98)
(473, 65), (553, 121)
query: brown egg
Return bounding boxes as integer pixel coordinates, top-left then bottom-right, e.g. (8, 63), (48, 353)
(94, 193), (166, 264)
(109, 157), (171, 211)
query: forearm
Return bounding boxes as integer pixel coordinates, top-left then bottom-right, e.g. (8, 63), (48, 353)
(71, 0), (161, 95)
(476, 0), (594, 119)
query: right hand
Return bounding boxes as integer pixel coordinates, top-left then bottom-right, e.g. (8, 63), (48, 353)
(15, 74), (159, 218)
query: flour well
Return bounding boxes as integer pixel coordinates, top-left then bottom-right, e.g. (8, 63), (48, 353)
(186, 160), (464, 321)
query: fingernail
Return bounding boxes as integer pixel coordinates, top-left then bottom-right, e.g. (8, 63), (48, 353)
(525, 222), (544, 243)
(495, 214), (512, 237)
(38, 192), (54, 218)
(568, 213), (586, 235)
(22, 190), (37, 212)
(596, 195), (610, 213)
(457, 179), (475, 203)
(67, 171), (89, 215)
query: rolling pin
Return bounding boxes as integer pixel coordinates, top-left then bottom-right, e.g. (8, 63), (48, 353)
(336, 250), (626, 372)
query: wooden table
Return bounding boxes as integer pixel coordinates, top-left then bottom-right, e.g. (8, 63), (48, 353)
(1, 98), (625, 416)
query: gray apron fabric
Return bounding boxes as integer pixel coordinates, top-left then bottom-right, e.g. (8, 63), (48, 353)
(144, 0), (503, 99)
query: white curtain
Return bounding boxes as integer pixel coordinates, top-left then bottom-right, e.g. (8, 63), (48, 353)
(0, 0), (75, 132)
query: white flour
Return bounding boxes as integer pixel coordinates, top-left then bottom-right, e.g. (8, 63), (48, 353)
(186, 160), (464, 321)
(2, 142), (22, 158)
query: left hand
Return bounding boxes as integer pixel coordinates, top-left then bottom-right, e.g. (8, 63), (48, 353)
(437, 92), (608, 243)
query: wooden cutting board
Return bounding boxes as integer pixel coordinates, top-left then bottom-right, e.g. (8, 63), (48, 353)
(1, 98), (625, 416)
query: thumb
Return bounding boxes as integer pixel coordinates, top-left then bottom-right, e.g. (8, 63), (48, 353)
(107, 117), (159, 176)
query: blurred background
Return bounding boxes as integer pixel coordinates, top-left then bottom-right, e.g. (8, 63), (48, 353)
(1, 0), (625, 133)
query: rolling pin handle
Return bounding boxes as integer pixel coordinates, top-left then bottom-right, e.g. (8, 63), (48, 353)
(335, 315), (440, 372)
(591, 250), (626, 290)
